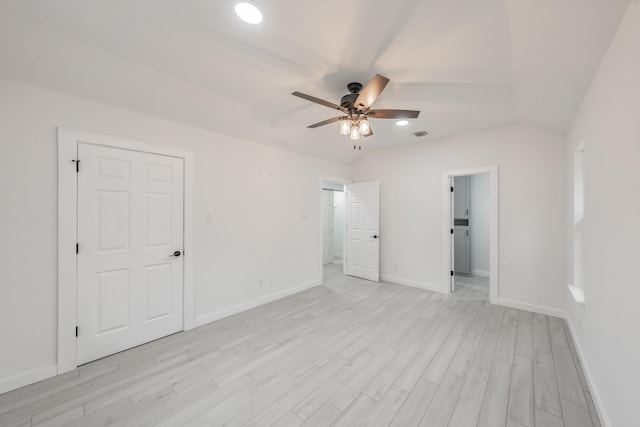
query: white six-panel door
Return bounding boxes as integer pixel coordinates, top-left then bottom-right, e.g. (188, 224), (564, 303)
(77, 143), (184, 364)
(346, 182), (380, 282)
(322, 190), (334, 265)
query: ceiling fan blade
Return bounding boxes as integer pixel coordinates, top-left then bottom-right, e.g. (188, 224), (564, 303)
(354, 74), (390, 110)
(368, 109), (420, 119)
(292, 91), (348, 113)
(307, 116), (344, 128)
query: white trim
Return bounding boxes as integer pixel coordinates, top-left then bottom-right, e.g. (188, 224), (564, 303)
(183, 152), (195, 330)
(0, 365), (58, 395)
(193, 280), (321, 327)
(57, 128), (195, 375)
(567, 283), (585, 304)
(564, 316), (611, 427)
(497, 298), (566, 319)
(380, 275), (445, 293)
(318, 175), (352, 283)
(57, 129), (79, 375)
(442, 166), (499, 304)
(473, 270), (490, 278)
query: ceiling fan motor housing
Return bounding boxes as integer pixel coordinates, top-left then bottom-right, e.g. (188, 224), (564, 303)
(340, 93), (359, 110)
(341, 82), (364, 110)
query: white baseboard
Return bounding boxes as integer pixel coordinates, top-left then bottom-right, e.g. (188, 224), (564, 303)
(473, 269), (490, 278)
(193, 280), (321, 328)
(565, 317), (611, 427)
(497, 298), (566, 318)
(0, 364), (57, 395)
(380, 275), (446, 294)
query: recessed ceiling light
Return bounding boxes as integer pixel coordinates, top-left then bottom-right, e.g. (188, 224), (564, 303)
(396, 120), (409, 126)
(234, 2), (263, 24)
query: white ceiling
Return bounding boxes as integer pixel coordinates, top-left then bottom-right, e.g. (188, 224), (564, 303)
(0, 0), (631, 163)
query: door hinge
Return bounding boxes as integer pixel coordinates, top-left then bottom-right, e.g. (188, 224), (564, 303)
(451, 270), (454, 277)
(76, 243), (79, 254)
(450, 186), (454, 192)
(450, 228), (454, 235)
(75, 326), (78, 337)
(72, 159), (80, 172)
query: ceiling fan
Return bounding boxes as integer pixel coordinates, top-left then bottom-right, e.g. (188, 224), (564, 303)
(292, 74), (420, 150)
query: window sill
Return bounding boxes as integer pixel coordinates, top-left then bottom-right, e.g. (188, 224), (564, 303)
(567, 284), (585, 304)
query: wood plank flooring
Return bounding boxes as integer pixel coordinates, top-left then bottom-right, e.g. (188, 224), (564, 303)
(0, 265), (601, 426)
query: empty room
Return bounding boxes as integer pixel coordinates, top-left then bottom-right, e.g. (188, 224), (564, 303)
(0, 1), (638, 426)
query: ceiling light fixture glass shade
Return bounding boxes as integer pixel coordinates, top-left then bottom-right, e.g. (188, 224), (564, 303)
(359, 118), (370, 135)
(234, 2), (263, 24)
(350, 125), (361, 140)
(340, 119), (350, 135)
(396, 120), (409, 126)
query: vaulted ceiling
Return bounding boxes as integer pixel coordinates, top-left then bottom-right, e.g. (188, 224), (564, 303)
(0, 0), (631, 163)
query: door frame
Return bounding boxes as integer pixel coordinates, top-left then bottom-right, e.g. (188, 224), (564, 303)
(442, 166), (499, 304)
(57, 128), (195, 374)
(321, 190), (335, 265)
(318, 175), (351, 282)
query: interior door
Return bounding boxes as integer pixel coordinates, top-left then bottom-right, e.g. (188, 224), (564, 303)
(77, 143), (184, 365)
(346, 182), (380, 282)
(322, 190), (334, 265)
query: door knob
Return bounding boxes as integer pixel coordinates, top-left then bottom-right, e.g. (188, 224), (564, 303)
(373, 235), (378, 239)
(169, 250), (182, 257)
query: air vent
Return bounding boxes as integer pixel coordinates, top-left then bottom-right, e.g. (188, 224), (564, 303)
(413, 130), (429, 137)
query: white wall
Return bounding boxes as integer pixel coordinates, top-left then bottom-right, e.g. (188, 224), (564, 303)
(0, 78), (350, 393)
(471, 173), (490, 276)
(352, 125), (566, 314)
(565, 3), (640, 426)
(332, 191), (345, 259)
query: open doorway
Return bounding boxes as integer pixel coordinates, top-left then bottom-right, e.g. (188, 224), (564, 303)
(443, 166), (498, 303)
(319, 176), (349, 284)
(451, 173), (490, 299)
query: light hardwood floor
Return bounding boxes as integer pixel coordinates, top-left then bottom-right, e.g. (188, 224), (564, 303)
(0, 264), (600, 427)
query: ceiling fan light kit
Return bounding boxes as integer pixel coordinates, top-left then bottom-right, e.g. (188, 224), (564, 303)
(359, 117), (370, 134)
(350, 124), (360, 140)
(292, 74), (420, 150)
(340, 119), (350, 135)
